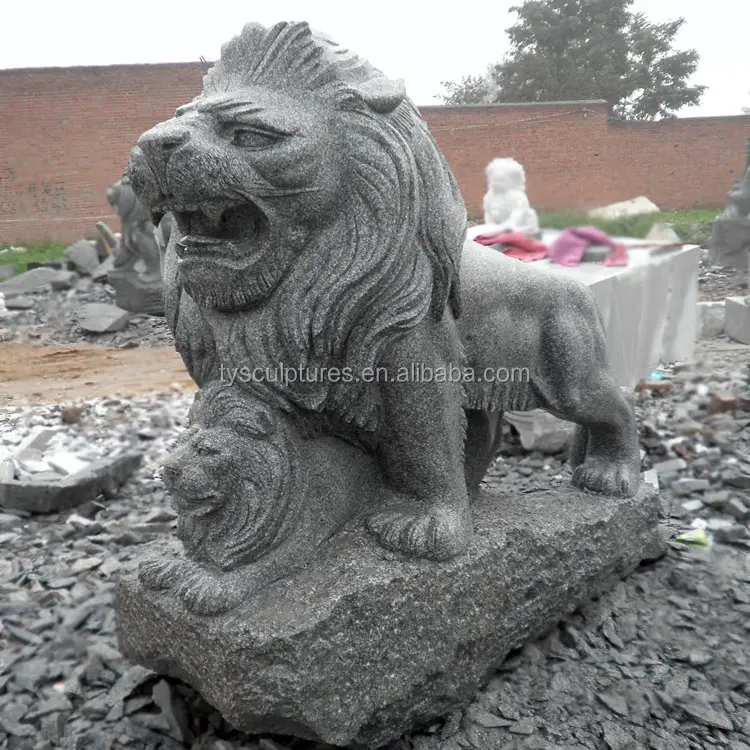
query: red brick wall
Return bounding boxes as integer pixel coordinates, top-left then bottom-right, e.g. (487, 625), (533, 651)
(1, 65), (749, 245)
(0, 62), (209, 245)
(422, 101), (750, 218)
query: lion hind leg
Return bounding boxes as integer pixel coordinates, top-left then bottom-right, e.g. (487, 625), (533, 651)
(534, 289), (640, 498)
(550, 374), (639, 498)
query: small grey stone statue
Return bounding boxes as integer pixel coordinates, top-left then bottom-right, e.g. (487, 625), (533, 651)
(709, 165), (750, 268)
(126, 19), (640, 594)
(116, 21), (658, 746)
(97, 175), (165, 314)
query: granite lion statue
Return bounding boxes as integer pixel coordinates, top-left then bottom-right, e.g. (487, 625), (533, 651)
(128, 21), (640, 567)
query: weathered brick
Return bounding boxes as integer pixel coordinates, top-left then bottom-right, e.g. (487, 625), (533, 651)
(1, 67), (749, 245)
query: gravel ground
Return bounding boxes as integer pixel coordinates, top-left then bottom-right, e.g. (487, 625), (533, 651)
(0, 277), (173, 350)
(698, 253), (747, 302)
(2, 336), (750, 750)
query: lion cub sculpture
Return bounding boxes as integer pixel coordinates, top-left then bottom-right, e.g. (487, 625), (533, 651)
(128, 20), (641, 576)
(139, 381), (383, 615)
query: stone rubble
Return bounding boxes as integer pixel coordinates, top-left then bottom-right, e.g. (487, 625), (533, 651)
(0, 251), (171, 349)
(0, 332), (748, 749)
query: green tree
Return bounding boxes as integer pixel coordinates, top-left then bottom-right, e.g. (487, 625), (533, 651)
(439, 0), (705, 120)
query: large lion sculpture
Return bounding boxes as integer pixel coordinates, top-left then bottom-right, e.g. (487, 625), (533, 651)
(128, 21), (640, 566)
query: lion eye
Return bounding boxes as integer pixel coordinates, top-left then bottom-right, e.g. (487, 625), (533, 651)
(232, 128), (280, 149)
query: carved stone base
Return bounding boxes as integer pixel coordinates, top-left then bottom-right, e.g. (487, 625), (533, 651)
(115, 482), (663, 748)
(108, 270), (164, 316)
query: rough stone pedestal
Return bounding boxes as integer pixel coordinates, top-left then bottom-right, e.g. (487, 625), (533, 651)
(116, 482), (663, 749)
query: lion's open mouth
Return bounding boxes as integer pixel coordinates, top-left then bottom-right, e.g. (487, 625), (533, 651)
(155, 199), (268, 258)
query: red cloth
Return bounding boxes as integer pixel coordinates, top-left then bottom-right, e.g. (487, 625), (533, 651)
(473, 231), (548, 262)
(548, 227), (628, 267)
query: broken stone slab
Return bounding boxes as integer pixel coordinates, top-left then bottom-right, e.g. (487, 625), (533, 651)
(78, 303), (130, 334)
(116, 482), (663, 748)
(4, 295), (34, 310)
(108, 270), (164, 316)
(0, 264), (15, 281)
(64, 240), (100, 275)
(646, 223), (681, 243)
(724, 296), (750, 345)
(588, 197), (660, 220)
(504, 410), (574, 453)
(92, 255), (115, 283)
(49, 270), (78, 291)
(46, 451), (91, 476)
(697, 301), (725, 340)
(0, 452), (142, 514)
(26, 260), (65, 270)
(0, 266), (61, 297)
(14, 427), (61, 456)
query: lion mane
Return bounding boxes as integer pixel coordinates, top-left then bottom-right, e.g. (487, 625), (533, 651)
(164, 22), (468, 433)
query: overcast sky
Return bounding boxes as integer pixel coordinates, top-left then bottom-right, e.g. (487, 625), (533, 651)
(2, 0), (747, 117)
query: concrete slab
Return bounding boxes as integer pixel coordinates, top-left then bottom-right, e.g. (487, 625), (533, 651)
(0, 452), (143, 514)
(78, 303), (130, 334)
(725, 296), (750, 345)
(697, 301), (725, 340)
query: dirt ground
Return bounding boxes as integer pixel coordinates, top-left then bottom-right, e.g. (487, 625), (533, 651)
(0, 343), (195, 406)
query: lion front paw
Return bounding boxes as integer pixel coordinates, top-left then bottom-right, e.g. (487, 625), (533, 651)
(572, 459), (639, 498)
(366, 503), (471, 561)
(138, 557), (186, 591)
(174, 567), (249, 616)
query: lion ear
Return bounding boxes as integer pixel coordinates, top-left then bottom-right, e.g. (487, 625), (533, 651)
(353, 77), (407, 114)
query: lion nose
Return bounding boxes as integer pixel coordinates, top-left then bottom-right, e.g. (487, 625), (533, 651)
(136, 122), (191, 168)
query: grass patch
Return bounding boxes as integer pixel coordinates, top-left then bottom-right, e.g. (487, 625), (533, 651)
(0, 242), (67, 274)
(469, 208), (720, 245)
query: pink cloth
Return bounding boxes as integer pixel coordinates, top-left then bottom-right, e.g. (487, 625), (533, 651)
(473, 231), (548, 262)
(548, 227), (628, 267)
